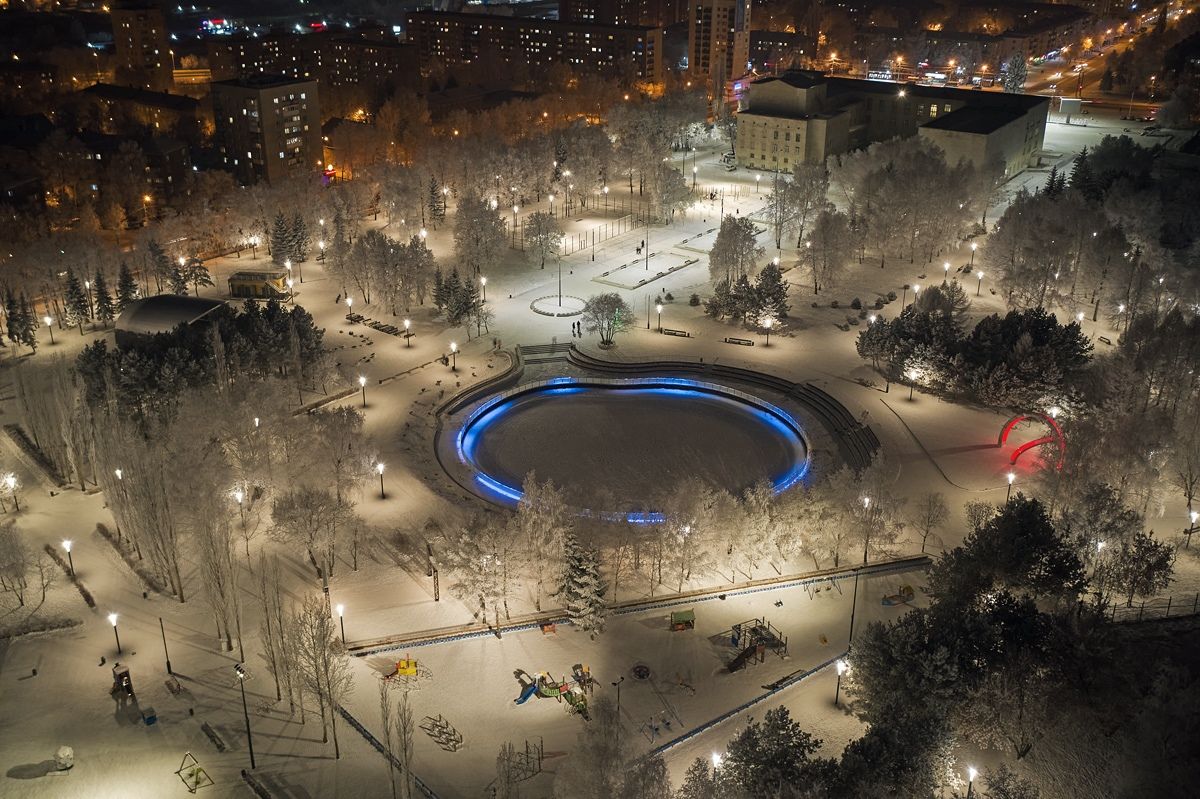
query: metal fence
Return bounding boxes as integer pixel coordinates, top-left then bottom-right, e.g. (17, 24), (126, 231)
(1109, 592), (1200, 623)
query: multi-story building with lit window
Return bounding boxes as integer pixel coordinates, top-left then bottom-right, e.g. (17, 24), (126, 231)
(207, 35), (327, 83)
(735, 70), (1048, 177)
(688, 0), (751, 92)
(211, 75), (321, 185)
(404, 11), (664, 83)
(559, 0), (686, 28)
(111, 1), (173, 92)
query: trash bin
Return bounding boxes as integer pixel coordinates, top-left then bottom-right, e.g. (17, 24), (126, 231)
(141, 706), (157, 726)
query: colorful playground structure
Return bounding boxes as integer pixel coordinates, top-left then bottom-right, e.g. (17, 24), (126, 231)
(722, 618), (790, 673)
(513, 664), (595, 720)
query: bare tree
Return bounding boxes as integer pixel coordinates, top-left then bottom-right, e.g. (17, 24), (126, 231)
(378, 679), (398, 799)
(524, 211), (562, 268)
(0, 522), (31, 607)
(965, 500), (996, 533)
(272, 487), (342, 590)
(292, 594), (355, 758)
(394, 687), (415, 799)
(909, 492), (949, 553)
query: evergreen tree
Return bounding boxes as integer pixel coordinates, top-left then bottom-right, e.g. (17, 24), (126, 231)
(1042, 165), (1062, 198)
(442, 268), (464, 321)
(428, 178), (445, 225)
(1069, 147), (1101, 203)
(17, 294), (38, 352)
(168, 266), (189, 295)
(63, 270), (90, 332)
(93, 270), (116, 326)
(704, 278), (735, 319)
(292, 213), (310, 262)
(432, 267), (446, 311)
(731, 274), (758, 322)
(558, 533), (606, 637)
(270, 211), (289, 264)
(146, 238), (172, 292)
(1002, 52), (1027, 93)
(4, 290), (19, 347)
(180, 257), (214, 296)
(1099, 68), (1114, 92)
(116, 262), (139, 310)
(754, 261), (790, 320)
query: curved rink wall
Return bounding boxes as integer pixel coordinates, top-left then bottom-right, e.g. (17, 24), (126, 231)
(452, 376), (811, 521)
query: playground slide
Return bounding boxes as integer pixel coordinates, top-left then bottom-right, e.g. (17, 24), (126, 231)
(515, 682), (539, 705)
(727, 644), (758, 673)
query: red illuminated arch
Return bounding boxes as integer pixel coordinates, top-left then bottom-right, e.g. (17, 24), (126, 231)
(997, 412), (1066, 470)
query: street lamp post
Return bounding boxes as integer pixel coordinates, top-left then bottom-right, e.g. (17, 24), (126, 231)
(345, 296), (354, 320)
(336, 604), (346, 643)
(603, 186), (609, 212)
(1007, 471), (1016, 501)
(376, 462), (385, 499)
(656, 303), (663, 332)
(234, 664), (256, 769)
(108, 613), (122, 654)
(480, 276), (487, 302)
(943, 262), (950, 281)
(834, 658), (848, 706)
(358, 375), (367, 407)
(512, 206), (519, 246)
(763, 317), (773, 346)
(43, 316), (55, 345)
(612, 676), (624, 715)
(976, 270), (984, 296)
(966, 766), (978, 799)
(159, 616), (173, 675)
(969, 242), (978, 267)
(404, 318), (411, 346)
(286, 278), (294, 304)
(907, 369), (918, 400)
(62, 540), (74, 576)
(755, 174), (761, 193)
(692, 166), (698, 189)
(449, 342), (458, 371)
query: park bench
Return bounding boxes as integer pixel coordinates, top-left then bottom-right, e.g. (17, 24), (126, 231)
(724, 337), (754, 346)
(662, 328), (690, 337)
(1097, 336), (1113, 345)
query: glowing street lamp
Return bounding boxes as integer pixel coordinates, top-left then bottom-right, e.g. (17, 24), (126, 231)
(376, 462), (385, 499)
(404, 318), (412, 347)
(480, 276), (488, 302)
(835, 658), (849, 705)
(1007, 471), (1016, 501)
(108, 612), (122, 654)
(345, 296), (354, 320)
(966, 766), (978, 799)
(656, 302), (663, 331)
(943, 261), (950, 280)
(62, 540), (74, 576)
(763, 317), (774, 346)
(449, 341), (458, 371)
(755, 174), (761, 193)
(233, 663), (256, 769)
(906, 368), (919, 400)
(692, 165), (698, 188)
(286, 278), (294, 304)
(43, 315), (55, 345)
(336, 603), (346, 643)
(358, 375), (368, 407)
(603, 185), (609, 211)
(976, 270), (984, 296)
(712, 752), (723, 769)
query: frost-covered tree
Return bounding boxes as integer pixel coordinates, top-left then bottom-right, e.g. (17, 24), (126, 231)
(559, 532), (606, 636)
(179, 257), (214, 296)
(516, 473), (570, 611)
(63, 270), (89, 332)
(453, 192), (506, 277)
(115, 262), (139, 310)
(292, 593), (355, 758)
(92, 270), (115, 326)
(909, 491), (949, 553)
(270, 211), (289, 265)
(552, 696), (625, 798)
(753, 261), (790, 321)
(1106, 530), (1174, 608)
(524, 210), (562, 269)
(0, 522), (32, 606)
(271, 486), (341, 590)
(709, 214), (763, 284)
(582, 292), (635, 346)
(1002, 52), (1027, 93)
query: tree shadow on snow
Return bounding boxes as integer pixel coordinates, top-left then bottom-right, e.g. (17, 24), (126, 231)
(6, 760), (56, 779)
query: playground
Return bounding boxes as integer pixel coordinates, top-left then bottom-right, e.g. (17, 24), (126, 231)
(345, 563), (926, 797)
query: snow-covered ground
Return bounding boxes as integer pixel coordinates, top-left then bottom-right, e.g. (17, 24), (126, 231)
(2, 132), (1190, 797)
